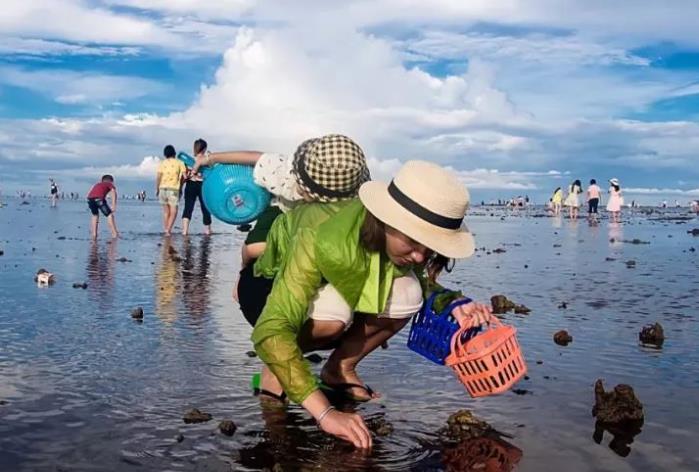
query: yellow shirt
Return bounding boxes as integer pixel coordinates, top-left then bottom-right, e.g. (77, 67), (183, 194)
(158, 158), (186, 190)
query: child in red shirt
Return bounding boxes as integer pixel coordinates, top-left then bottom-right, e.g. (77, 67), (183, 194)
(87, 174), (119, 239)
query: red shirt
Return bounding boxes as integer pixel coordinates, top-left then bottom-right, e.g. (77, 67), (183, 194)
(87, 181), (115, 199)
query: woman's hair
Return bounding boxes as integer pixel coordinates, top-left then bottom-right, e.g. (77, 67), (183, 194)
(101, 174), (114, 182)
(553, 187), (561, 194)
(590, 179), (596, 185)
(612, 184), (620, 191)
(573, 179), (581, 187)
(193, 138), (207, 155)
(359, 210), (385, 252)
(361, 210), (447, 281)
(426, 253), (454, 283)
(163, 144), (176, 158)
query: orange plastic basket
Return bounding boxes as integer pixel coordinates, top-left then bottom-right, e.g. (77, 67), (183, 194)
(445, 316), (527, 398)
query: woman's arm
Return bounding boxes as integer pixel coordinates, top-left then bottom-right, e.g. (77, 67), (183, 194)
(242, 242), (266, 267)
(193, 151), (263, 173)
(251, 228), (372, 448)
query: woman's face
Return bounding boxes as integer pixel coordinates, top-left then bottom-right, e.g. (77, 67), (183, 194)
(385, 226), (432, 267)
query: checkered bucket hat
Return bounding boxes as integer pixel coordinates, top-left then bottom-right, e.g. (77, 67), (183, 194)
(292, 134), (371, 202)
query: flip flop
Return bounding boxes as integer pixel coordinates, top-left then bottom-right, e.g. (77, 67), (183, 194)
(251, 373), (288, 402)
(320, 382), (376, 402)
(254, 388), (288, 402)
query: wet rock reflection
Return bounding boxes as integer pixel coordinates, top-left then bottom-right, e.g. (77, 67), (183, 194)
(592, 380), (644, 457)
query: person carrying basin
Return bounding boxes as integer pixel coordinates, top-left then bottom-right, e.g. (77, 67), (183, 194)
(251, 159), (492, 449)
(181, 139), (212, 236)
(192, 134), (369, 327)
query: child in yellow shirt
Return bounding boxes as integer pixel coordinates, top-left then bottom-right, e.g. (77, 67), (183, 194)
(156, 144), (186, 236)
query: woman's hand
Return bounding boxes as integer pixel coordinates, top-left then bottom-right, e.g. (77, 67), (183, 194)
(319, 409), (372, 449)
(451, 299), (492, 326)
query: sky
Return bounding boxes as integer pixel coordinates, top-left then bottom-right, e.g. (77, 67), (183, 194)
(1, 0), (699, 204)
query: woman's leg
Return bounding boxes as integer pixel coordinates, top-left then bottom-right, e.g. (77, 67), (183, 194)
(321, 315), (410, 399)
(198, 185), (212, 235)
(321, 273), (421, 399)
(181, 182), (196, 235)
(259, 319), (346, 400)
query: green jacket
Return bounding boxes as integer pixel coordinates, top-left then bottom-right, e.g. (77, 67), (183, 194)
(251, 199), (457, 403)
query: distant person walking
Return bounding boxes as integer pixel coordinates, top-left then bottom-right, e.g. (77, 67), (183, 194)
(564, 179), (583, 220)
(606, 178), (623, 223)
(156, 144), (186, 236)
(551, 187), (563, 215)
(86, 175), (119, 239)
(181, 139), (212, 236)
(587, 179), (602, 221)
(49, 178), (59, 208)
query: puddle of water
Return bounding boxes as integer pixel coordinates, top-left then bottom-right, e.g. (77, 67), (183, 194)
(1, 200), (698, 471)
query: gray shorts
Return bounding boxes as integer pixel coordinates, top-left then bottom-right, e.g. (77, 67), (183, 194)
(159, 188), (180, 207)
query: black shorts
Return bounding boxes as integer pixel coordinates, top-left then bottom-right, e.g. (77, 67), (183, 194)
(88, 198), (112, 217)
(588, 198), (599, 214)
(237, 262), (273, 327)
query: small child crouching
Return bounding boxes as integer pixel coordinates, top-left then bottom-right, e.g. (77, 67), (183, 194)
(86, 174), (119, 239)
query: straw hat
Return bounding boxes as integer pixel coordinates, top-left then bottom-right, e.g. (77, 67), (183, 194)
(609, 178), (620, 186)
(359, 160), (475, 259)
(292, 134), (370, 202)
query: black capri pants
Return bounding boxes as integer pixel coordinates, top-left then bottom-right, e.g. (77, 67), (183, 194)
(182, 180), (212, 225)
(588, 198), (599, 214)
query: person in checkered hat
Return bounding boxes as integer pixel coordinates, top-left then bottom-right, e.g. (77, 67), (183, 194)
(252, 160), (493, 450)
(193, 134), (371, 326)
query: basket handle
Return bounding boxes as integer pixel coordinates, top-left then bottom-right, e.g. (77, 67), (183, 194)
(439, 296), (473, 318)
(423, 290), (447, 314)
(449, 314), (501, 357)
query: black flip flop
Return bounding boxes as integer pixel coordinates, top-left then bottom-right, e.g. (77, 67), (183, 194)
(254, 387), (287, 403)
(320, 382), (376, 402)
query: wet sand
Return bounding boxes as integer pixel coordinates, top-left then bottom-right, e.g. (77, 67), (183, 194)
(0, 198), (697, 471)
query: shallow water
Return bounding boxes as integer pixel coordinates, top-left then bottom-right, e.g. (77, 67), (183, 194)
(1, 199), (698, 471)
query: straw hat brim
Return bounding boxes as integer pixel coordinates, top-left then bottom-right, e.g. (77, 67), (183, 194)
(359, 181), (475, 259)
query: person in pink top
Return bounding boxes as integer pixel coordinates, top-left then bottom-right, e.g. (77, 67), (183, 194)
(86, 174), (119, 239)
(587, 179), (602, 222)
(606, 178), (623, 223)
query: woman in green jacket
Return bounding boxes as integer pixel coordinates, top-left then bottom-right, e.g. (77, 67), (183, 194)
(252, 160), (492, 449)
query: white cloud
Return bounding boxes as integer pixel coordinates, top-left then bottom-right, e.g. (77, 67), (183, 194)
(625, 187), (699, 196)
(104, 0), (255, 19)
(0, 66), (165, 105)
(1, 0), (176, 46)
(2, 1), (699, 198)
(71, 155), (162, 179)
(0, 37), (141, 56)
(397, 31), (650, 67)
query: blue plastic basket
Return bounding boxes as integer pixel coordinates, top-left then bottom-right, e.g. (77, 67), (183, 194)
(177, 151), (196, 169)
(177, 152), (271, 225)
(407, 291), (475, 365)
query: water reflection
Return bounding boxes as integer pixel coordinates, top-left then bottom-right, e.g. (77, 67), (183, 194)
(86, 240), (116, 309)
(155, 238), (180, 323)
(238, 404), (380, 471)
(551, 214), (563, 229)
(181, 237), (211, 320)
(608, 221), (623, 245)
(441, 436), (523, 472)
(593, 420), (644, 458)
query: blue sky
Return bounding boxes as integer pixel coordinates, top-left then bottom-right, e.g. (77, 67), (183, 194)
(1, 1), (699, 203)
